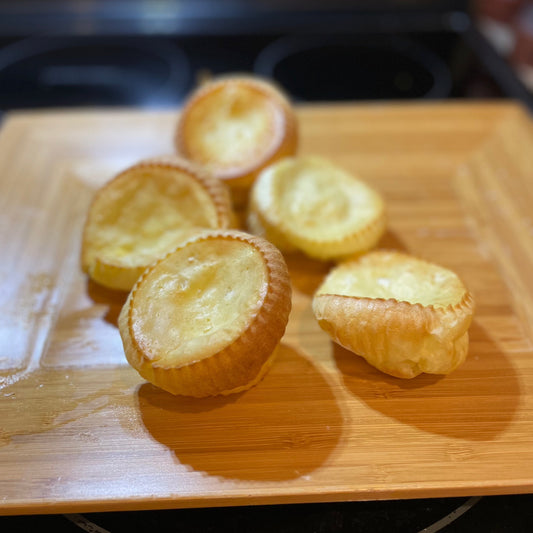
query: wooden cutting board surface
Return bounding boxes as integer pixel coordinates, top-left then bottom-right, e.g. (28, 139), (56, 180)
(2, 102), (533, 515)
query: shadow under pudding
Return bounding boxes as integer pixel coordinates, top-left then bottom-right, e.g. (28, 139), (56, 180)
(86, 278), (129, 327)
(136, 343), (343, 482)
(332, 319), (520, 441)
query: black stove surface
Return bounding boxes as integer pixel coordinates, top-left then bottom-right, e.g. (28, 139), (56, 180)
(0, 26), (532, 114)
(2, 494), (533, 532)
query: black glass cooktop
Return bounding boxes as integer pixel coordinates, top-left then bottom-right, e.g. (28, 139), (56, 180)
(0, 26), (532, 113)
(2, 494), (533, 532)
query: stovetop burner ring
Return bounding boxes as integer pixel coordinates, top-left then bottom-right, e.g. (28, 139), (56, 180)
(0, 36), (191, 109)
(254, 33), (453, 101)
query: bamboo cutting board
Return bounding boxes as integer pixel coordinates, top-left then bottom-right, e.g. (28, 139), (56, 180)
(2, 102), (533, 515)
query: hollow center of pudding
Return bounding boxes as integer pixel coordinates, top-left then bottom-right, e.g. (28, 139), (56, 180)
(317, 255), (466, 308)
(85, 167), (220, 267)
(185, 84), (279, 170)
(271, 158), (383, 239)
(131, 238), (268, 365)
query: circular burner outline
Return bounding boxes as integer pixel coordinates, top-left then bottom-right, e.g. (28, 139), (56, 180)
(254, 34), (453, 100)
(0, 36), (192, 108)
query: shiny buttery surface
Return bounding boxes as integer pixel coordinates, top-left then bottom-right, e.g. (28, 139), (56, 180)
(130, 238), (267, 365)
(1, 102), (533, 515)
(182, 83), (280, 169)
(85, 167), (220, 263)
(316, 251), (467, 307)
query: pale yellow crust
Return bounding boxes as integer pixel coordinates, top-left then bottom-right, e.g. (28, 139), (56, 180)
(248, 156), (386, 260)
(118, 230), (292, 397)
(246, 198), (298, 253)
(81, 155), (235, 291)
(175, 75), (298, 206)
(312, 250), (475, 378)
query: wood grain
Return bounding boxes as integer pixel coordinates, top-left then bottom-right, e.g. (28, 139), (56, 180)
(1, 102), (533, 515)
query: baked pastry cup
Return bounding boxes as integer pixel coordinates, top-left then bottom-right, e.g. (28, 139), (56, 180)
(175, 75), (298, 206)
(312, 250), (475, 378)
(248, 156), (386, 260)
(118, 229), (292, 397)
(81, 156), (234, 291)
